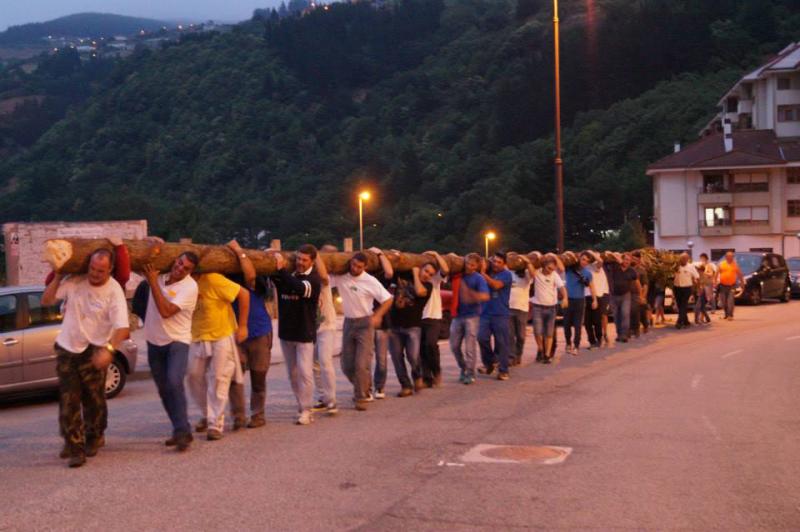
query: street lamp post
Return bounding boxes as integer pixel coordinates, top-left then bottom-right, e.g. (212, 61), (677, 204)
(358, 191), (370, 250)
(553, 0), (565, 253)
(485, 231), (496, 258)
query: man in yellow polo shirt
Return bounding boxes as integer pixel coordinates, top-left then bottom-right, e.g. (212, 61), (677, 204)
(186, 273), (249, 440)
(717, 251), (744, 320)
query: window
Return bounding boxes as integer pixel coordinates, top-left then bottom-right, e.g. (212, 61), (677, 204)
(702, 173), (728, 193)
(26, 293), (62, 327)
(777, 77), (791, 91)
(788, 200), (800, 217)
(788, 168), (800, 184)
(778, 105), (800, 122)
(732, 173), (769, 192)
(710, 249), (730, 261)
(750, 248), (773, 253)
(703, 206), (731, 227)
(734, 206), (769, 224)
(0, 295), (17, 333)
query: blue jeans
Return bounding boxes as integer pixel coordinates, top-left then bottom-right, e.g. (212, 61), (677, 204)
(388, 326), (422, 389)
(374, 329), (390, 392)
(564, 298), (585, 348)
(450, 316), (480, 376)
(148, 341), (191, 436)
(532, 304), (557, 337)
(610, 293), (631, 340)
(478, 315), (511, 373)
(718, 284), (735, 318)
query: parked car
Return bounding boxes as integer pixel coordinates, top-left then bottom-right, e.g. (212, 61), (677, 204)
(722, 252), (792, 304)
(0, 285), (138, 399)
(787, 257), (800, 298)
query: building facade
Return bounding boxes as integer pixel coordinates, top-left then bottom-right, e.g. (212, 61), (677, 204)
(648, 43), (800, 260)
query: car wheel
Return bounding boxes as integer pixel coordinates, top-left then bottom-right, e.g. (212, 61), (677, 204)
(748, 286), (762, 305)
(779, 284), (790, 303)
(105, 357), (127, 399)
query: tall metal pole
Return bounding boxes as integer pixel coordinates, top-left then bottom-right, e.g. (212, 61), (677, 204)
(553, 0), (565, 253)
(485, 235), (489, 258)
(358, 197), (364, 250)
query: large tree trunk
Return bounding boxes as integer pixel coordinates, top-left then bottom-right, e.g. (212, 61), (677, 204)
(44, 239), (551, 276)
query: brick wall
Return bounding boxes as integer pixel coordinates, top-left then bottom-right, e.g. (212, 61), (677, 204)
(2, 220), (148, 292)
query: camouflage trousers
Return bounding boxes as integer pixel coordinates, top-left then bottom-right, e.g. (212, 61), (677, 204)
(55, 344), (108, 452)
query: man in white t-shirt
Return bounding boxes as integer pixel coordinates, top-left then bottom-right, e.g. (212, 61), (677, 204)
(530, 254), (567, 364)
(330, 251), (393, 411)
(312, 245), (339, 414)
(508, 254), (535, 366)
(141, 252), (199, 452)
(419, 251), (450, 387)
(584, 251), (610, 348)
(41, 248), (131, 468)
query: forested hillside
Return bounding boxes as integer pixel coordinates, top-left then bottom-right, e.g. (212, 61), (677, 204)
(1, 0), (798, 252)
(0, 13), (168, 44)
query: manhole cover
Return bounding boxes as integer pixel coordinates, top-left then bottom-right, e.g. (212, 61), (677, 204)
(460, 444), (572, 465)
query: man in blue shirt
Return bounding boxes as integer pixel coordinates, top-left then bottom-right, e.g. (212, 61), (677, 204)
(478, 252), (514, 380)
(449, 253), (489, 385)
(227, 240), (273, 430)
(563, 252), (598, 355)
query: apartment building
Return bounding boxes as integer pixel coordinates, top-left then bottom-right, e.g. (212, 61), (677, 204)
(648, 43), (800, 260)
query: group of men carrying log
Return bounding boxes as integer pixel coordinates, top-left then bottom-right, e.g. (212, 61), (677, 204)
(42, 237), (735, 468)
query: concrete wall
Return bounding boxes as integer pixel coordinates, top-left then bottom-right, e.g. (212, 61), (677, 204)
(3, 220), (147, 292)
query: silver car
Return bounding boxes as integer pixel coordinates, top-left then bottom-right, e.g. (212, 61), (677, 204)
(0, 285), (137, 398)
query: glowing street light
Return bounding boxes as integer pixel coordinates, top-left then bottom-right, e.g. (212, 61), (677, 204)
(358, 191), (371, 250)
(485, 231), (497, 258)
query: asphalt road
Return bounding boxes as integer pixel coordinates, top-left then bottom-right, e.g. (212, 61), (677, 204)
(2, 302), (800, 531)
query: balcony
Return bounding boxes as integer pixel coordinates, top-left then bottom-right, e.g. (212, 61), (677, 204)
(733, 221), (772, 235)
(698, 191), (732, 204)
(699, 218), (732, 236)
(738, 99), (754, 114)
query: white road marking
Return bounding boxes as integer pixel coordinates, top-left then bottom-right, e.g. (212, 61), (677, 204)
(446, 462), (465, 467)
(721, 349), (743, 359)
(691, 374), (703, 390)
(786, 336), (800, 341)
(437, 460), (445, 466)
(702, 415), (722, 441)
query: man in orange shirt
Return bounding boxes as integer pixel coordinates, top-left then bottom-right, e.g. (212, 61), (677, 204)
(716, 251), (744, 320)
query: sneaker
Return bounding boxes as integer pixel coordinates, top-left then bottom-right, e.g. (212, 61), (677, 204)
(247, 416), (266, 428)
(68, 452), (86, 468)
(365, 391), (375, 402)
(296, 411), (313, 425)
(458, 369), (466, 383)
(354, 400), (369, 411)
(478, 365), (495, 376)
(207, 429), (223, 441)
(311, 400), (329, 412)
(374, 389), (386, 400)
(414, 378), (426, 392)
(397, 388), (413, 398)
(165, 436), (178, 447)
(325, 402), (339, 415)
(85, 435), (105, 457)
(464, 375), (476, 385)
(497, 372), (510, 381)
(572, 347), (579, 356)
(176, 433), (193, 452)
(194, 418), (208, 433)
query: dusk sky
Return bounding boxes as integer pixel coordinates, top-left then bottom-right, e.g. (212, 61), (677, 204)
(0, 1), (282, 31)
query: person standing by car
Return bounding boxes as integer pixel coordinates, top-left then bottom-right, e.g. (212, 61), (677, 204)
(419, 251), (450, 387)
(41, 248), (131, 468)
(270, 245), (322, 426)
(717, 251), (744, 320)
(673, 253), (699, 329)
(141, 253), (199, 452)
(449, 253), (490, 384)
(226, 240), (273, 430)
(330, 251), (393, 411)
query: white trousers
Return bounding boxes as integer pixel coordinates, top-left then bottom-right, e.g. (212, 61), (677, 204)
(187, 336), (238, 432)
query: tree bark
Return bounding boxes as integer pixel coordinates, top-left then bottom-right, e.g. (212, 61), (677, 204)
(44, 239), (552, 276)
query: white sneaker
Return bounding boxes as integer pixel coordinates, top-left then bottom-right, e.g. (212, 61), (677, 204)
(365, 391), (375, 402)
(295, 411), (313, 426)
(374, 389), (385, 400)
